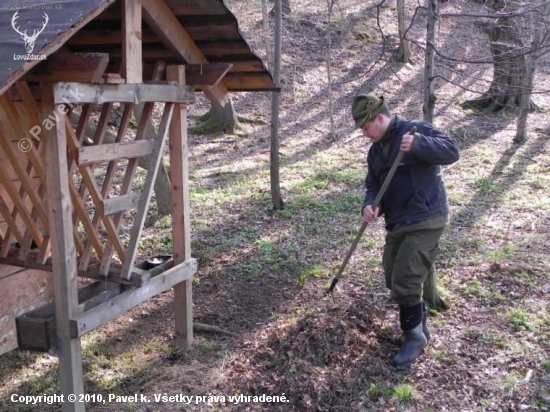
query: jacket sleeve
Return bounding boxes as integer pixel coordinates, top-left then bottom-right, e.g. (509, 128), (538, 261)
(362, 151), (382, 215)
(409, 123), (460, 165)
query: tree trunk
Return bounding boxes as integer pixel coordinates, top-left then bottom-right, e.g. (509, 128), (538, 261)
(422, 0), (437, 123)
(397, 0), (411, 63)
(514, 2), (546, 144)
(188, 98), (239, 135)
(462, 0), (529, 113)
(270, 0), (284, 210)
(326, 0), (335, 140)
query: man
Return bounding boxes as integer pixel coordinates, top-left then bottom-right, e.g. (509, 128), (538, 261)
(351, 93), (459, 368)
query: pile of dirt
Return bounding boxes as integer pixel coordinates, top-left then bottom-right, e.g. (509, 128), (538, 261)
(224, 293), (406, 411)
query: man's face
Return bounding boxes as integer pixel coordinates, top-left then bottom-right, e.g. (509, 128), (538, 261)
(360, 114), (386, 143)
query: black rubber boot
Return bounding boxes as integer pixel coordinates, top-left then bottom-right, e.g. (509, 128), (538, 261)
(393, 302), (427, 368)
(422, 301), (431, 341)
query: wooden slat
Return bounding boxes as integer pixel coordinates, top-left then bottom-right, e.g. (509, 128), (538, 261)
(167, 65), (193, 350)
(77, 140), (155, 166)
(123, 0), (142, 83)
(0, 197), (24, 246)
(120, 103), (175, 279)
(53, 82), (195, 104)
(21, 52), (109, 83)
(142, 0), (228, 106)
(41, 83), (85, 407)
(0, 96), (49, 228)
(12, 83), (86, 258)
(78, 103), (133, 271)
(101, 193), (141, 216)
(96, 61), (166, 275)
(70, 258), (197, 338)
(64, 118), (126, 262)
(0, 159), (43, 246)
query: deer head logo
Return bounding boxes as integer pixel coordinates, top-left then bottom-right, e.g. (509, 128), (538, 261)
(11, 11), (49, 54)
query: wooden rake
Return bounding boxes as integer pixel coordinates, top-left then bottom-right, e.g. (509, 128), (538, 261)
(326, 126), (417, 293)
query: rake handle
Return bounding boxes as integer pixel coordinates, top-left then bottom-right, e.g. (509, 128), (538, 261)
(327, 126), (417, 293)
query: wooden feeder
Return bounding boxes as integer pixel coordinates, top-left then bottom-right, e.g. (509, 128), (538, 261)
(0, 1), (274, 410)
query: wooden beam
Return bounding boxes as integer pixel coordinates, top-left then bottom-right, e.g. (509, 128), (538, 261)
(53, 82), (195, 104)
(142, 0), (228, 106)
(120, 103), (175, 279)
(185, 63), (232, 86)
(77, 140), (155, 166)
(21, 53), (109, 83)
(41, 84), (84, 411)
(167, 65), (193, 349)
(0, 256), (151, 287)
(102, 193), (141, 216)
(123, 0), (142, 83)
(70, 258), (197, 338)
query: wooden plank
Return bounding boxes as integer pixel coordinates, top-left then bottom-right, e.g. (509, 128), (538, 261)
(185, 63), (232, 86)
(0, 256), (150, 287)
(70, 258), (197, 338)
(123, 0), (142, 83)
(77, 140), (155, 166)
(41, 84), (84, 409)
(21, 52), (109, 83)
(53, 82), (195, 104)
(167, 65), (193, 349)
(102, 192), (141, 216)
(142, 0), (228, 106)
(223, 74), (277, 91)
(120, 103), (175, 279)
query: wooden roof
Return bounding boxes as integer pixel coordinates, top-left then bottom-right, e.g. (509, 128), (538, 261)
(0, 0), (275, 96)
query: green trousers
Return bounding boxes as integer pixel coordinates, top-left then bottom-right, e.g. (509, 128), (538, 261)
(382, 214), (447, 305)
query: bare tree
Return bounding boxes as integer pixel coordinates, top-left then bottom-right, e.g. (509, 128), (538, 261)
(326, 0), (336, 140)
(462, 0), (549, 113)
(423, 0), (437, 123)
(270, 0), (284, 210)
(515, 2), (549, 143)
(397, 0), (412, 63)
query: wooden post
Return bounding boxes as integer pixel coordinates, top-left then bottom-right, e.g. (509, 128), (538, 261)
(166, 65), (193, 349)
(42, 84), (84, 412)
(123, 0), (142, 83)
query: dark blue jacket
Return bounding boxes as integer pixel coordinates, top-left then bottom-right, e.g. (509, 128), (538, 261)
(362, 116), (459, 229)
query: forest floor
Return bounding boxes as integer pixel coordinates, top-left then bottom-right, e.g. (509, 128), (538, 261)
(1, 0), (549, 411)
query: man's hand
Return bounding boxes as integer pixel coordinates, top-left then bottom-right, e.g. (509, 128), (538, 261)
(362, 205), (379, 223)
(400, 129), (416, 152)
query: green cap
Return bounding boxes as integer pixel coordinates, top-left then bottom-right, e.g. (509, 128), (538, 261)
(351, 94), (388, 128)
